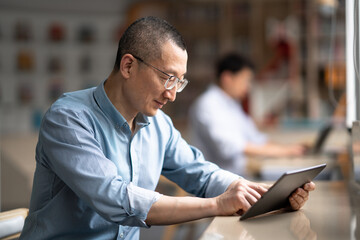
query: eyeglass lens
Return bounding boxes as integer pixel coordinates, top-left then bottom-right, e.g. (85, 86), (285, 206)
(134, 55), (188, 92)
(165, 76), (188, 92)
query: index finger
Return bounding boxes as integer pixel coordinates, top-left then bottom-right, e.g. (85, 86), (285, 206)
(248, 182), (269, 195)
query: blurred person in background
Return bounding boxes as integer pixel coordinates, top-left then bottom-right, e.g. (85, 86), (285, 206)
(189, 53), (306, 177)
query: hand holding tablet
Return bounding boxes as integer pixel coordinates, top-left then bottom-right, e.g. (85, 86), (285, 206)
(240, 163), (326, 220)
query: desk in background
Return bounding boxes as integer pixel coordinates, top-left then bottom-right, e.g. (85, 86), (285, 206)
(200, 181), (358, 240)
(245, 126), (350, 181)
(246, 155), (340, 181)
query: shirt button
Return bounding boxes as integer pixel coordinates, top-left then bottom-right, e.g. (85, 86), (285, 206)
(120, 233), (124, 238)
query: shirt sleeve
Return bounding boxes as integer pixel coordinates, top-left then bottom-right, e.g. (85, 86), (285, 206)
(40, 107), (161, 227)
(243, 115), (268, 145)
(160, 114), (239, 198)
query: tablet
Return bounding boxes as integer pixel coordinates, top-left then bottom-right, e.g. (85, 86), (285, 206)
(240, 163), (326, 220)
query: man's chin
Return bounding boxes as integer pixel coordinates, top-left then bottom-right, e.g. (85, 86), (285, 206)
(142, 109), (158, 117)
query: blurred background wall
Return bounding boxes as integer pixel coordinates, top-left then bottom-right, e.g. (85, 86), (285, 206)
(0, 0), (346, 238)
(0, 0), (346, 135)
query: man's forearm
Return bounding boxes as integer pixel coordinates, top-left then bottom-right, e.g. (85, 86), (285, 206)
(145, 179), (314, 226)
(244, 142), (305, 157)
(244, 142), (277, 156)
(145, 195), (218, 225)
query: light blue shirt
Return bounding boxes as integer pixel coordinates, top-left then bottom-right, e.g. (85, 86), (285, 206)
(189, 85), (267, 176)
(20, 81), (239, 240)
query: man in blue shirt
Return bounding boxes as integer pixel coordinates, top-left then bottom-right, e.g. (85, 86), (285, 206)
(20, 17), (314, 240)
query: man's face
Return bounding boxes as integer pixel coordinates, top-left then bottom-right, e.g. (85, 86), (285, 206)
(126, 41), (188, 116)
(227, 68), (254, 101)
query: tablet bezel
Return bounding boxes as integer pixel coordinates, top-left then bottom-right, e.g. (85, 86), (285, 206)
(240, 163), (327, 221)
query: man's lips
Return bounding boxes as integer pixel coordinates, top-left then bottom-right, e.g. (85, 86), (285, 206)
(155, 100), (167, 108)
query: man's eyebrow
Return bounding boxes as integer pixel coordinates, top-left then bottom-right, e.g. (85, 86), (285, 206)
(163, 67), (187, 79)
(175, 72), (187, 79)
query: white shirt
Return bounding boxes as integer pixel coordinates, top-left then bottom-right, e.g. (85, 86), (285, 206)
(189, 84), (267, 176)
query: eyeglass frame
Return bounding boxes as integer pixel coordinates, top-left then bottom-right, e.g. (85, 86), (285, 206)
(132, 55), (189, 93)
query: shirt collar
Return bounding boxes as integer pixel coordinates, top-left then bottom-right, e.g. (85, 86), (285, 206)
(93, 80), (150, 128)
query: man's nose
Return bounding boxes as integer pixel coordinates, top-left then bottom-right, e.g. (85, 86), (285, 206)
(164, 87), (177, 102)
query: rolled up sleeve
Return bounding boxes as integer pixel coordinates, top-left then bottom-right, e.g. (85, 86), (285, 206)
(40, 107), (161, 227)
(126, 183), (162, 227)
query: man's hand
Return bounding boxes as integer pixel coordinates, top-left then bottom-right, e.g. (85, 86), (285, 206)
(215, 178), (269, 216)
(289, 182), (315, 210)
(215, 179), (315, 216)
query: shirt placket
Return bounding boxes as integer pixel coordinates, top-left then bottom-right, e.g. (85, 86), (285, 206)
(129, 129), (142, 184)
(129, 141), (137, 184)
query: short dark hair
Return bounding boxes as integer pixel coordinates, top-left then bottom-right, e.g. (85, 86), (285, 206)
(216, 53), (255, 81)
(113, 16), (187, 71)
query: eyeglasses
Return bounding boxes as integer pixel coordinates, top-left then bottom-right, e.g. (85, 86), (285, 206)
(133, 55), (189, 93)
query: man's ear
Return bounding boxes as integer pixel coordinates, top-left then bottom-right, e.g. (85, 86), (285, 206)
(119, 54), (135, 79)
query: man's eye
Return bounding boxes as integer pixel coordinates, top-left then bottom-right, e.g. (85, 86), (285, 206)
(160, 77), (168, 82)
(167, 76), (177, 83)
